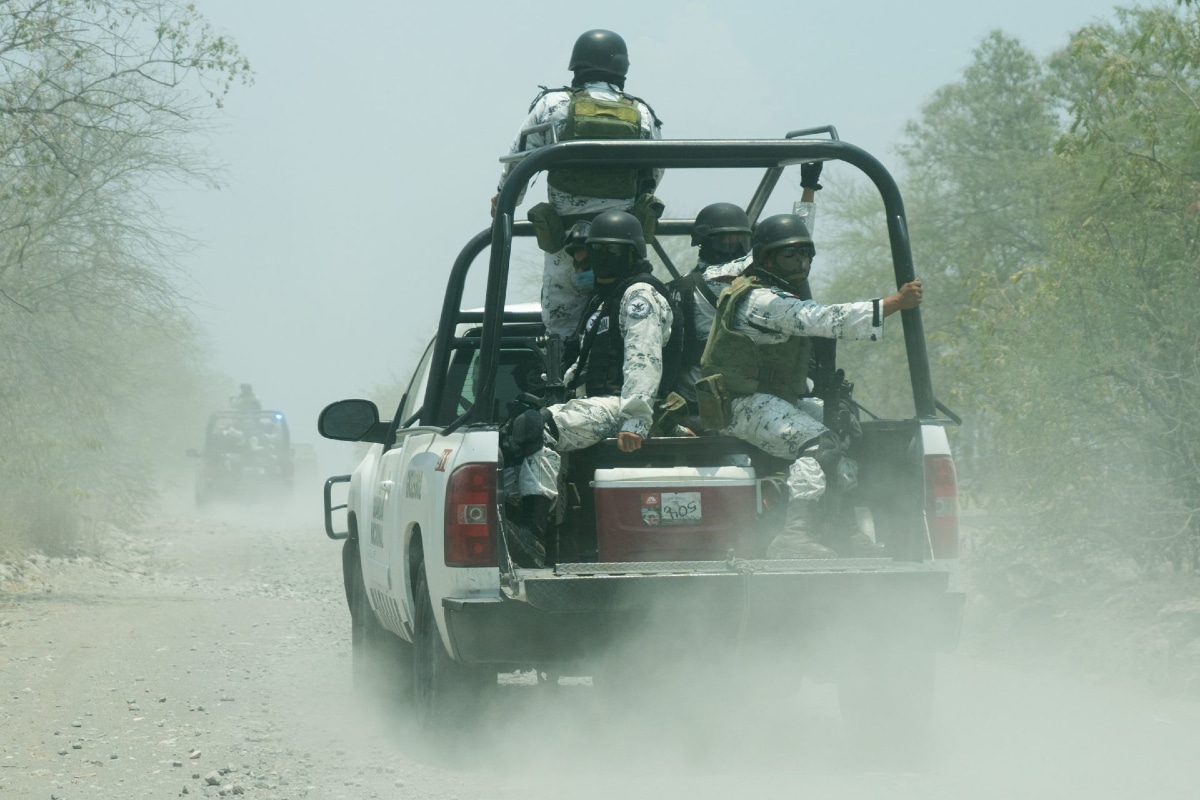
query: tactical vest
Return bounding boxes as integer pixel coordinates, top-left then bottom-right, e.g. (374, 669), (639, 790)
(547, 88), (642, 199)
(667, 270), (720, 373)
(570, 271), (682, 398)
(701, 275), (811, 404)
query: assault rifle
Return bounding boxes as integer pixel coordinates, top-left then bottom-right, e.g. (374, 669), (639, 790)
(810, 353), (863, 535)
(538, 333), (568, 408)
(820, 367), (862, 442)
(804, 333), (859, 441)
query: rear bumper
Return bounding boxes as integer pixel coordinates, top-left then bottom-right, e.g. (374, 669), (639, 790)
(442, 559), (965, 666)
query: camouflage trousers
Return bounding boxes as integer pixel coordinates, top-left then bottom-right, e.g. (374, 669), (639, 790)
(541, 249), (589, 339)
(720, 392), (844, 502)
(518, 396), (624, 500)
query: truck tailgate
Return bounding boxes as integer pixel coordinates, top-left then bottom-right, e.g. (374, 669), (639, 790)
(442, 559), (964, 665)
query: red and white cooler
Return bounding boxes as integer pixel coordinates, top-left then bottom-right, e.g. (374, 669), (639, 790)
(592, 466), (758, 562)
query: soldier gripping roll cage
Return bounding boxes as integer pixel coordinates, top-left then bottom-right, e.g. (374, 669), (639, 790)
(698, 213), (923, 558)
(671, 160), (822, 409)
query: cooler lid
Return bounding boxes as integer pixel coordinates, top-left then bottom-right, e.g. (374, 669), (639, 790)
(593, 465), (756, 488)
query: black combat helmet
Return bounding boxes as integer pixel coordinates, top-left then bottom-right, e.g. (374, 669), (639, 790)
(691, 202), (751, 246)
(569, 30), (630, 77)
(563, 220), (592, 256)
(585, 210), (646, 283)
(586, 210), (646, 256)
(751, 213), (814, 260)
(692, 202), (752, 263)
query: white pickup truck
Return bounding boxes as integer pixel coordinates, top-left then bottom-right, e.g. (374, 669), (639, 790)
(319, 131), (965, 739)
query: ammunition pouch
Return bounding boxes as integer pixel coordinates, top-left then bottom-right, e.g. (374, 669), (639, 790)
(631, 192), (666, 242)
(695, 373), (733, 432)
(528, 205), (603, 254)
(651, 391), (690, 437)
(528, 202), (566, 253)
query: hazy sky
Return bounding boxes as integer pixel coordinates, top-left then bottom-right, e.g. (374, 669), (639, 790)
(164, 0), (1140, 469)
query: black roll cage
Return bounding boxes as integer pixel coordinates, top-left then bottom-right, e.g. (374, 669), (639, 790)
(424, 134), (937, 433)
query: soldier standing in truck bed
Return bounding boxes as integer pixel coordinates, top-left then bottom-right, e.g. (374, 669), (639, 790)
(493, 29), (663, 340)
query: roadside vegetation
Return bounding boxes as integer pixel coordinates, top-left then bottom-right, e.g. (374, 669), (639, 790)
(3, 0), (1197, 695)
(0, 0), (250, 554)
(822, 3), (1200, 694)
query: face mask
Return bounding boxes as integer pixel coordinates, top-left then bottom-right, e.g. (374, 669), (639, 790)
(572, 269), (595, 292)
(700, 234), (751, 264)
(587, 245), (632, 283)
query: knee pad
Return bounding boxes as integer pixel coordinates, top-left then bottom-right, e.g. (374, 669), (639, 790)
(797, 430), (846, 476)
(509, 408), (549, 459)
(539, 408), (560, 442)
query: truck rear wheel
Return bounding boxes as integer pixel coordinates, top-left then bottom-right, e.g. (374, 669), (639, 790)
(412, 563), (493, 732)
(345, 539), (412, 700)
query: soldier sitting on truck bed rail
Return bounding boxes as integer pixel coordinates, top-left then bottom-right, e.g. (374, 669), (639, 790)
(698, 213), (923, 558)
(670, 161), (823, 410)
(504, 210), (681, 568)
(492, 28), (664, 341)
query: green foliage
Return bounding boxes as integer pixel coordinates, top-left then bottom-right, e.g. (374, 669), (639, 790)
(0, 1), (249, 553)
(827, 9), (1200, 570)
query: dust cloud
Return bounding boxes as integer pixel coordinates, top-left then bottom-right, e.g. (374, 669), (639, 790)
(4, 479), (1199, 799)
(278, 535), (1200, 800)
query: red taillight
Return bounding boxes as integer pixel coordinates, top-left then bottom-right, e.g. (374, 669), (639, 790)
(925, 454), (959, 559)
(444, 462), (497, 567)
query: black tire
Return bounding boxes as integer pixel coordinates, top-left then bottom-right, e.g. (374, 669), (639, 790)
(344, 539), (412, 700)
(412, 562), (493, 732)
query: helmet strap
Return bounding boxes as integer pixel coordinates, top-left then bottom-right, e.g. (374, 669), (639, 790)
(571, 69), (625, 90)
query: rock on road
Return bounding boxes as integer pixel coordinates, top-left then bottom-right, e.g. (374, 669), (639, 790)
(2, 496), (1199, 800)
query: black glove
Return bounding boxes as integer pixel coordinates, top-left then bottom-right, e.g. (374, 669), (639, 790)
(800, 161), (824, 191)
(833, 397), (862, 440)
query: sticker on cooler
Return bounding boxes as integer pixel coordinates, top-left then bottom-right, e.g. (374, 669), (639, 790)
(641, 491), (702, 526)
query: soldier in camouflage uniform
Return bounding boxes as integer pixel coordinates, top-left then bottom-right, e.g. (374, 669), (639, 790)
(699, 213), (923, 558)
(506, 211), (677, 567)
(492, 29), (663, 339)
(674, 161), (823, 405)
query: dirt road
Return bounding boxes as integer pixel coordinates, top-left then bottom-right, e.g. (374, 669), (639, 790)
(3, 497), (1200, 800)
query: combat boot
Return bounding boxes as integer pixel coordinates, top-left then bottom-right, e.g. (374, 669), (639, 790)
(825, 505), (887, 558)
(767, 499), (836, 559)
(525, 494), (557, 566)
(832, 529), (887, 558)
(504, 495), (550, 568)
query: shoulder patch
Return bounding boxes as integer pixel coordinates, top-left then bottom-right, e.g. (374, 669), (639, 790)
(626, 295), (652, 320)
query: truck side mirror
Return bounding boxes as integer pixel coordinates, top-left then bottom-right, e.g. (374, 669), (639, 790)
(318, 399), (389, 443)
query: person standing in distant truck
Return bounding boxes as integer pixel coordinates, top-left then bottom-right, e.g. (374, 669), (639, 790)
(230, 383), (261, 412)
(503, 211), (680, 568)
(492, 29), (664, 340)
(698, 213), (923, 558)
